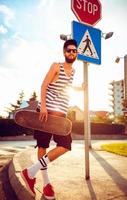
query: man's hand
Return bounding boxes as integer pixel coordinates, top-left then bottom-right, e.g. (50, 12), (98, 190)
(82, 82), (86, 90)
(39, 107), (48, 122)
(72, 83), (86, 91)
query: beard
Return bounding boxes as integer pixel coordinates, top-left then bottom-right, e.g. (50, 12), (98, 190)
(65, 56), (76, 63)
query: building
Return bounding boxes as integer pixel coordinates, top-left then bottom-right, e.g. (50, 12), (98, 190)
(68, 106), (108, 121)
(109, 80), (124, 116)
(68, 106), (84, 121)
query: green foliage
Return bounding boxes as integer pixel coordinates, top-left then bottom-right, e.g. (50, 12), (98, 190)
(91, 115), (113, 123)
(91, 113), (126, 125)
(0, 118), (33, 136)
(5, 90), (25, 117)
(72, 121), (125, 135)
(5, 90), (38, 118)
(101, 143), (127, 157)
(114, 115), (126, 124)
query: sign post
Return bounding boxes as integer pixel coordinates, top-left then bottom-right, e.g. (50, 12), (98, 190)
(83, 61), (90, 179)
(124, 55), (127, 134)
(72, 20), (101, 179)
(71, 0), (102, 180)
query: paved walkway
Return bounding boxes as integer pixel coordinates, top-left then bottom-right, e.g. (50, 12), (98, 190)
(8, 140), (127, 200)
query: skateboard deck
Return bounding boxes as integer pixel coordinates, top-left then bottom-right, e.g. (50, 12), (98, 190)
(14, 110), (72, 136)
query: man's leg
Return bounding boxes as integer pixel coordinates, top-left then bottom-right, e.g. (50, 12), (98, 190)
(26, 146), (68, 178)
(47, 146), (69, 161)
(38, 147), (51, 187)
(22, 132), (71, 178)
(21, 130), (52, 197)
(43, 146), (69, 199)
(38, 146), (68, 185)
(38, 147), (46, 159)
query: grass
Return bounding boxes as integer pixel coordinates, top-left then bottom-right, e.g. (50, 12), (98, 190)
(101, 143), (127, 157)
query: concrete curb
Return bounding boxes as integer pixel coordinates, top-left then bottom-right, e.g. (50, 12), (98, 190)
(8, 149), (40, 200)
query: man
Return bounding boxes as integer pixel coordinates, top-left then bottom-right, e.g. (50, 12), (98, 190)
(21, 39), (78, 199)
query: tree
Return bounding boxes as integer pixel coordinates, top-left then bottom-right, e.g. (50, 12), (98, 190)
(16, 90), (25, 106)
(114, 115), (125, 124)
(29, 91), (38, 101)
(90, 113), (113, 123)
(11, 90), (25, 110)
(6, 91), (25, 117)
(122, 99), (127, 108)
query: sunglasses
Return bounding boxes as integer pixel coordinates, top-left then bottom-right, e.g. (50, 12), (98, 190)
(66, 48), (77, 53)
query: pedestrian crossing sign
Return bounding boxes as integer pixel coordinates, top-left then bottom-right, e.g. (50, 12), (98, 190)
(72, 21), (101, 65)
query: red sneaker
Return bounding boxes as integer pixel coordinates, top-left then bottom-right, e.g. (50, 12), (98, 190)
(43, 184), (55, 200)
(21, 168), (36, 197)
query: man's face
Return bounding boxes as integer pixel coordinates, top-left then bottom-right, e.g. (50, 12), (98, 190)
(64, 45), (77, 63)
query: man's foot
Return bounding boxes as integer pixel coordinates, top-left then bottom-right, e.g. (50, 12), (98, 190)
(43, 184), (55, 200)
(21, 168), (36, 197)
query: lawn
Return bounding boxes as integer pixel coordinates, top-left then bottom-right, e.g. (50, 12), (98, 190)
(101, 143), (127, 157)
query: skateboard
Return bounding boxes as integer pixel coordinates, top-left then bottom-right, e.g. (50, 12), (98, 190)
(14, 110), (72, 136)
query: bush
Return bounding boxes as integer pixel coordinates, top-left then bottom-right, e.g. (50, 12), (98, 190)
(72, 121), (125, 135)
(0, 119), (125, 137)
(0, 119), (33, 137)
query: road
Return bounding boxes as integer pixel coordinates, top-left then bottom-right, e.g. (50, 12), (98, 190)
(0, 140), (36, 200)
(0, 139), (87, 200)
(0, 138), (126, 200)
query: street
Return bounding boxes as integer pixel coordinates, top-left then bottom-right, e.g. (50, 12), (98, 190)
(0, 139), (86, 200)
(0, 139), (36, 200)
(0, 139), (127, 200)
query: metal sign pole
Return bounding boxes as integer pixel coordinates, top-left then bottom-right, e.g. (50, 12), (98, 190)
(83, 61), (90, 179)
(124, 55), (127, 134)
(124, 55), (127, 99)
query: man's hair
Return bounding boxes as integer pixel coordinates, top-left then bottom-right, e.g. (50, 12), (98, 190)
(63, 39), (77, 50)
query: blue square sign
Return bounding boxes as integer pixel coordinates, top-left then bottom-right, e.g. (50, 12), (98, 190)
(72, 21), (101, 65)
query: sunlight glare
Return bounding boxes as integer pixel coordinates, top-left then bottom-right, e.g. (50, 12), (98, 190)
(67, 87), (84, 110)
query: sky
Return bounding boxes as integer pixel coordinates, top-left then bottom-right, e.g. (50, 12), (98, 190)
(0, 0), (127, 117)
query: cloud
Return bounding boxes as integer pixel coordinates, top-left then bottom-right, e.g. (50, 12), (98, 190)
(0, 24), (8, 34)
(5, 33), (55, 76)
(0, 4), (15, 27)
(38, 0), (53, 10)
(12, 32), (26, 44)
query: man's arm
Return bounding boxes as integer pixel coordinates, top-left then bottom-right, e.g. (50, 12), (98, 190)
(39, 63), (59, 122)
(71, 83), (86, 91)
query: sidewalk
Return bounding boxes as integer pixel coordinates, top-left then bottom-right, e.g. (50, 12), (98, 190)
(8, 141), (127, 200)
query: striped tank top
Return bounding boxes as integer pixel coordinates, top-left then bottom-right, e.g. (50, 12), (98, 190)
(38, 65), (74, 115)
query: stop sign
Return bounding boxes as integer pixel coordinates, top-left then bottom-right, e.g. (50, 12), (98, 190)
(71, 0), (102, 26)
